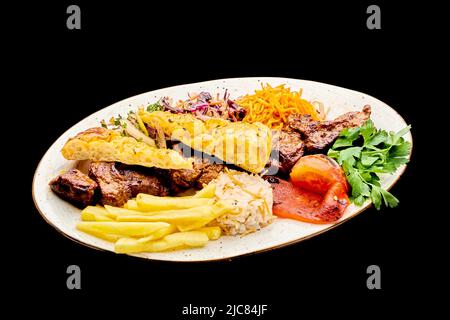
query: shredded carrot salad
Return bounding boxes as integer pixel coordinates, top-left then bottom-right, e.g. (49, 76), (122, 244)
(237, 84), (322, 130)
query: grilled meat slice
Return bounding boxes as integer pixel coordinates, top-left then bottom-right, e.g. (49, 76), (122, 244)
(118, 165), (170, 197)
(197, 163), (225, 188)
(269, 129), (305, 175)
(169, 160), (224, 192)
(89, 162), (130, 207)
(89, 162), (169, 207)
(169, 162), (203, 189)
(49, 169), (98, 208)
(288, 105), (371, 152)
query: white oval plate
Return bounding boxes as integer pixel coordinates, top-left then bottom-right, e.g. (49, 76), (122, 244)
(32, 77), (412, 262)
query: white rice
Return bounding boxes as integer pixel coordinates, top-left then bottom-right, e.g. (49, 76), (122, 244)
(210, 170), (274, 236)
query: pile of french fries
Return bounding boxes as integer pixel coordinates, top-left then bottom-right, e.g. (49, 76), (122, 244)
(76, 184), (234, 253)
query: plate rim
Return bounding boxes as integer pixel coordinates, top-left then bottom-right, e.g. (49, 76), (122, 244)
(31, 77), (413, 262)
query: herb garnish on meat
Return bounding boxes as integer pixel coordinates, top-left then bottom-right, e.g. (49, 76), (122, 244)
(328, 120), (411, 209)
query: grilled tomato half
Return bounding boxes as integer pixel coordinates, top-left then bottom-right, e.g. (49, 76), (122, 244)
(271, 155), (350, 224)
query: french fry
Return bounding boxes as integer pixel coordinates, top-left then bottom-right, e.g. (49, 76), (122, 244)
(81, 211), (114, 222)
(136, 193), (214, 211)
(107, 203), (216, 218)
(193, 183), (216, 198)
(175, 218), (212, 232)
(115, 205), (216, 218)
(76, 221), (170, 237)
(115, 231), (209, 253)
(124, 199), (140, 211)
(137, 193), (194, 200)
(81, 206), (114, 221)
(78, 190), (228, 253)
(104, 205), (152, 218)
(175, 201), (235, 231)
(116, 205), (214, 224)
(137, 225), (177, 243)
(78, 228), (122, 242)
(165, 231), (209, 246)
(116, 200), (233, 225)
(196, 227), (221, 240)
(115, 237), (181, 253)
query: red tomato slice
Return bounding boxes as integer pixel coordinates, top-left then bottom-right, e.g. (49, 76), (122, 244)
(271, 178), (349, 224)
(290, 154), (349, 194)
(269, 155), (350, 224)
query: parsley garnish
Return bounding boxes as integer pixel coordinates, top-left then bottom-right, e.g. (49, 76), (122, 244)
(147, 100), (163, 112)
(328, 119), (411, 210)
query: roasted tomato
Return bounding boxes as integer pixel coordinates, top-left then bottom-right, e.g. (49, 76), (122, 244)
(290, 154), (348, 194)
(269, 155), (350, 224)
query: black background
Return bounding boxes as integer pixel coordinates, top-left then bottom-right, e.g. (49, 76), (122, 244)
(15, 0), (441, 317)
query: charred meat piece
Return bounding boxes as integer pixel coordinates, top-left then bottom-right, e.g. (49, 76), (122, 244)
(89, 162), (130, 207)
(169, 162), (203, 190)
(288, 105), (371, 152)
(89, 162), (169, 207)
(169, 160), (224, 192)
(268, 129), (305, 175)
(116, 165), (170, 197)
(278, 130), (304, 172)
(49, 169), (98, 208)
(197, 163), (225, 188)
